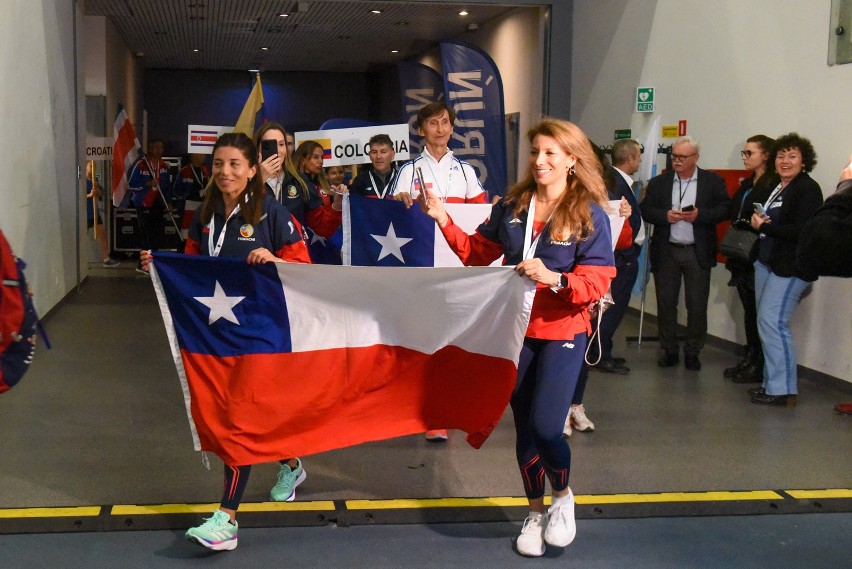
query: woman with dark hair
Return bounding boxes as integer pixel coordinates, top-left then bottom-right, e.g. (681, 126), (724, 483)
(142, 132), (311, 551)
(749, 133), (823, 406)
(420, 118), (615, 557)
(254, 125), (342, 239)
(723, 135), (779, 383)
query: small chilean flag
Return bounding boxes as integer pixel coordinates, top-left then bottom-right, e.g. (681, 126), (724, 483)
(150, 253), (533, 465)
(342, 194), (498, 267)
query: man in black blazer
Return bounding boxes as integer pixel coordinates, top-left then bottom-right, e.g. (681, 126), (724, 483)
(589, 139), (643, 374)
(641, 136), (730, 370)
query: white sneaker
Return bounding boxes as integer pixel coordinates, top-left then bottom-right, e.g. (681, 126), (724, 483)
(570, 404), (595, 432)
(544, 490), (577, 547)
(516, 512), (546, 557)
(562, 407), (572, 437)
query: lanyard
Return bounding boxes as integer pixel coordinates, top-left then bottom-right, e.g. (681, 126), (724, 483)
(368, 170), (392, 200)
(207, 203), (241, 257)
(736, 187), (752, 218)
(144, 158), (161, 190)
(269, 176), (283, 201)
(764, 182), (784, 209)
(522, 195), (556, 260)
(424, 157), (452, 201)
(676, 177), (692, 207)
(191, 166), (204, 189)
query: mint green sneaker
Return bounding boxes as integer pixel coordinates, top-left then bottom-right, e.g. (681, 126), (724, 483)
(269, 458), (307, 501)
(185, 510), (238, 551)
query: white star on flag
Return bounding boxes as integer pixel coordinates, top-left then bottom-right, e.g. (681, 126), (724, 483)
(194, 281), (245, 325)
(371, 222), (413, 262)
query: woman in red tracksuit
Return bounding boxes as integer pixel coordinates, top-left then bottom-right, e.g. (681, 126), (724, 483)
(420, 118), (615, 558)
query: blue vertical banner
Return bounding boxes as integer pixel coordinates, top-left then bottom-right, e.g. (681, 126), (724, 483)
(440, 41), (508, 197)
(397, 62), (445, 158)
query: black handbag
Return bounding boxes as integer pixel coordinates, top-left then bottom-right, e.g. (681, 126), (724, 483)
(720, 221), (758, 262)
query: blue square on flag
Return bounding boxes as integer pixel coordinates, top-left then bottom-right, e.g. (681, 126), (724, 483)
(348, 195), (435, 266)
(152, 252), (292, 356)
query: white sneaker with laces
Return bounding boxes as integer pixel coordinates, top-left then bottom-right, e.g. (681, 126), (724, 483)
(544, 490), (577, 547)
(562, 407), (573, 437)
(570, 404), (595, 432)
(516, 512), (546, 557)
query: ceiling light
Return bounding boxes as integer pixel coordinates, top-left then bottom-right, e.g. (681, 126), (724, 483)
(371, 10), (382, 14)
(248, 68), (260, 73)
(390, 50), (399, 53)
(261, 46), (269, 51)
(459, 10), (469, 16)
(192, 48), (200, 52)
(279, 13), (289, 17)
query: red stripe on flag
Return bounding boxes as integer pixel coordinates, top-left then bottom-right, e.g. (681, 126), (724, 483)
(181, 345), (516, 465)
(111, 105), (141, 207)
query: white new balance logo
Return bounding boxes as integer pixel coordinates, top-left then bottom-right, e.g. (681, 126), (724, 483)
(562, 342), (574, 349)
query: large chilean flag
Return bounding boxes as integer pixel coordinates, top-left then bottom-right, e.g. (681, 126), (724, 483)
(150, 253), (533, 465)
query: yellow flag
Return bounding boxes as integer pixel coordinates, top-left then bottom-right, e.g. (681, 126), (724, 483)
(233, 74), (264, 137)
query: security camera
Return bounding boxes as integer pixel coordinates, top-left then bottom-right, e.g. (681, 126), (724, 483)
(467, 23), (479, 32)
(135, 51), (145, 58)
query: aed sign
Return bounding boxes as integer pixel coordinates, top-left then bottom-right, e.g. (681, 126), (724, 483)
(295, 124), (411, 167)
(614, 129), (632, 140)
(636, 87), (655, 113)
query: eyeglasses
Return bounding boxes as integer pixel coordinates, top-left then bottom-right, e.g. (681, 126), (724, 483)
(671, 153), (697, 162)
(740, 150), (754, 158)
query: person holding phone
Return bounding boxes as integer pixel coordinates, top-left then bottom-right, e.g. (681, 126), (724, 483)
(141, 133), (311, 551)
(420, 118), (615, 557)
(748, 133), (823, 406)
(640, 136), (730, 371)
(255, 124), (342, 241)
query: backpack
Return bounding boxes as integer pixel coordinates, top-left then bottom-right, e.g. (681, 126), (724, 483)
(0, 229), (47, 393)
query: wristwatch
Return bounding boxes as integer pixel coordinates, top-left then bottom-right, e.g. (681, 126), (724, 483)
(552, 273), (568, 291)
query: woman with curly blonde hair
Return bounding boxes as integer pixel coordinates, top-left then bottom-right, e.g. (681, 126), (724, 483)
(420, 117), (615, 557)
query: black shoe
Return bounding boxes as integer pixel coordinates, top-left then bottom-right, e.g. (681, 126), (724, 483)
(723, 357), (749, 378)
(751, 392), (797, 407)
(747, 386), (765, 397)
(594, 360), (630, 375)
(731, 363), (763, 384)
(658, 351), (679, 368)
(613, 357), (627, 365)
(684, 354), (701, 371)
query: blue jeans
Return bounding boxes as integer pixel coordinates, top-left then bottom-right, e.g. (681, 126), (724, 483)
(754, 261), (810, 396)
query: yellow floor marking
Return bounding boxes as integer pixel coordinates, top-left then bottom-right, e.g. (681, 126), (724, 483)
(347, 491), (784, 510)
(111, 501), (335, 516)
(347, 497), (529, 510)
(0, 507), (101, 519)
(785, 489), (852, 499)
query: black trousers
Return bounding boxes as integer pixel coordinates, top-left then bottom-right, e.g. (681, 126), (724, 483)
(652, 243), (711, 355)
(136, 203), (165, 251)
